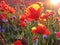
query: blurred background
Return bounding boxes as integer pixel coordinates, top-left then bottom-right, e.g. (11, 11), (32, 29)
(0, 0), (60, 15)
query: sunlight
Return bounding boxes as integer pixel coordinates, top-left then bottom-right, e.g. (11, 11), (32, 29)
(50, 0), (60, 5)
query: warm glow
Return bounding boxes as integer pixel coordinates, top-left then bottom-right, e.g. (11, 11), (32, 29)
(29, 4), (40, 10)
(50, 0), (60, 5)
(58, 8), (60, 15)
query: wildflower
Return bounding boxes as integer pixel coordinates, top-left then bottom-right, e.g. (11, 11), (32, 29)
(10, 16), (16, 20)
(32, 24), (48, 35)
(40, 11), (50, 22)
(56, 32), (60, 38)
(12, 16), (16, 19)
(25, 2), (44, 21)
(44, 30), (50, 36)
(0, 0), (15, 14)
(14, 40), (22, 45)
(0, 27), (5, 32)
(2, 18), (8, 23)
(0, 14), (7, 21)
(19, 15), (26, 22)
(0, 1), (8, 12)
(0, 26), (5, 32)
(8, 7), (15, 14)
(36, 24), (46, 34)
(43, 35), (48, 39)
(19, 21), (26, 27)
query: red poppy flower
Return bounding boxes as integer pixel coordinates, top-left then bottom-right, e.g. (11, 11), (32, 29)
(19, 21), (26, 27)
(56, 32), (60, 38)
(36, 24), (47, 34)
(0, 1), (15, 14)
(0, 14), (6, 20)
(40, 11), (50, 21)
(8, 7), (15, 14)
(32, 24), (48, 35)
(44, 29), (50, 36)
(25, 2), (44, 21)
(0, 1), (8, 12)
(14, 40), (22, 45)
(19, 15), (26, 22)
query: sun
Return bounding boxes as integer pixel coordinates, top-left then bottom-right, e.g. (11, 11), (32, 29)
(50, 0), (60, 5)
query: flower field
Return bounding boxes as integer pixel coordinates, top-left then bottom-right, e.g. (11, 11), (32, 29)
(0, 0), (60, 45)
